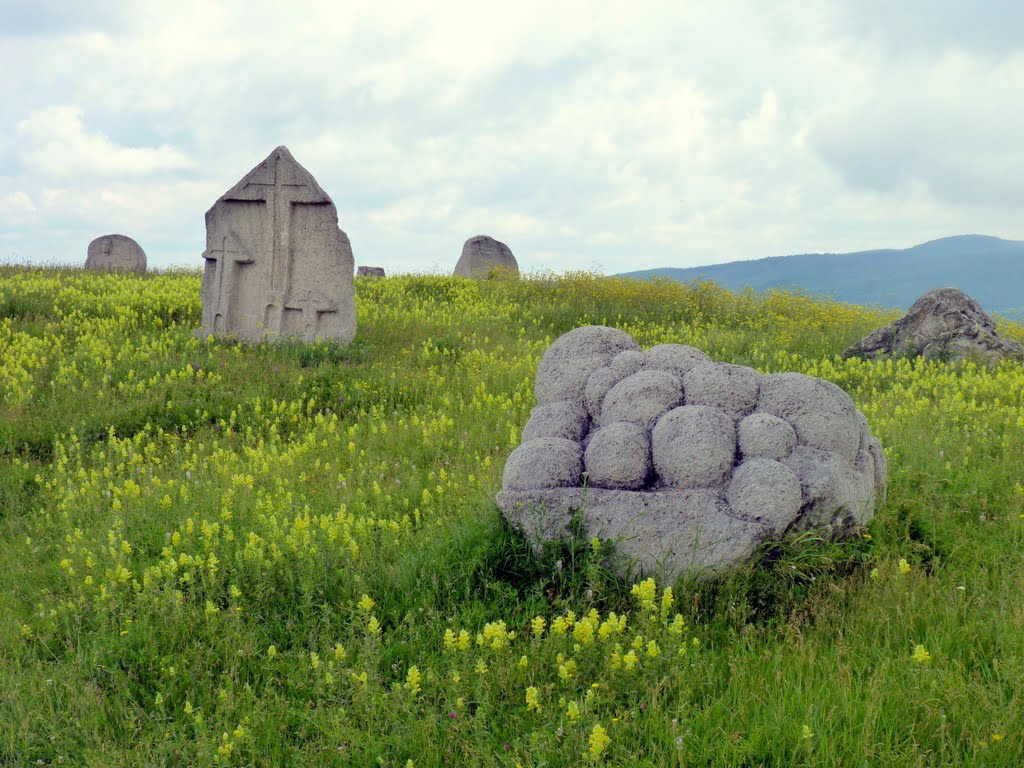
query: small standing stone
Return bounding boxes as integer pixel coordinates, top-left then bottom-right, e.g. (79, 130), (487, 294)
(199, 146), (356, 344)
(453, 235), (519, 279)
(85, 235), (147, 274)
(357, 266), (386, 278)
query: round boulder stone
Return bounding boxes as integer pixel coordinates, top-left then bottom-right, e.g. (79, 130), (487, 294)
(600, 370), (684, 430)
(683, 363), (761, 418)
(643, 343), (712, 378)
(502, 438), (583, 491)
(737, 412), (798, 461)
(727, 458), (802, 534)
(757, 373), (861, 462)
(583, 366), (623, 421)
(652, 405), (736, 489)
(584, 421), (652, 490)
(85, 234), (147, 274)
(522, 400), (589, 443)
(453, 235), (519, 279)
(611, 349), (645, 377)
(535, 326), (640, 405)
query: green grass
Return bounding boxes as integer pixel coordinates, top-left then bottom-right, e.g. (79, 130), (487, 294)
(0, 268), (1021, 766)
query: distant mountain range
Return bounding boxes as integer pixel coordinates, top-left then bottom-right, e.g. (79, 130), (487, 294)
(618, 234), (1024, 319)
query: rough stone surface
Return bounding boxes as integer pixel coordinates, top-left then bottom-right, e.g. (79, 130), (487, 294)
(727, 458), (802, 534)
(844, 287), (1024, 366)
(198, 146), (356, 344)
(522, 400), (589, 443)
(652, 406), (736, 489)
(737, 413), (797, 461)
(497, 488), (768, 578)
(502, 437), (582, 491)
(783, 446), (862, 530)
(611, 349), (646, 377)
(357, 266), (385, 278)
(496, 325), (888, 581)
(453, 235), (519, 279)
(85, 234), (147, 274)
(584, 422), (652, 490)
(643, 343), (712, 378)
(534, 325), (640, 405)
(683, 363), (761, 418)
(583, 366), (625, 422)
(757, 373), (862, 462)
(600, 370), (683, 430)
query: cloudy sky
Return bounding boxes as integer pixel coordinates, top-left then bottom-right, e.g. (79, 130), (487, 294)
(2, 0), (1023, 274)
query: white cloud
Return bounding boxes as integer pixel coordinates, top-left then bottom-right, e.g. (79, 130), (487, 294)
(0, 0), (1023, 271)
(0, 190), (37, 224)
(15, 106), (194, 179)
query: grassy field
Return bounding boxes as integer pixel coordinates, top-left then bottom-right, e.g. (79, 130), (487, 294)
(0, 266), (1021, 767)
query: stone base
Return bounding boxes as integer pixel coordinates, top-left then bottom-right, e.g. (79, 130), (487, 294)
(496, 487), (771, 581)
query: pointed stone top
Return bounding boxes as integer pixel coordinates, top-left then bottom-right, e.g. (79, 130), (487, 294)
(216, 145), (332, 206)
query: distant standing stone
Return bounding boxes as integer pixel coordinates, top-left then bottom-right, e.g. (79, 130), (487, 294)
(844, 287), (1023, 366)
(453, 235), (519, 279)
(357, 266), (386, 278)
(85, 235), (147, 274)
(198, 145), (356, 344)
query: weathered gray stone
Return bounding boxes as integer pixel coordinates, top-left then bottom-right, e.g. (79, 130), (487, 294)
(583, 366), (624, 421)
(497, 326), (888, 582)
(198, 146), (356, 344)
(502, 437), (582, 491)
(844, 287), (1024, 366)
(453, 235), (519, 279)
(600, 370), (683, 430)
(611, 349), (646, 377)
(85, 234), (146, 274)
(496, 487), (768, 578)
(584, 421), (652, 490)
(727, 458), (802, 534)
(683, 363), (761, 418)
(357, 266), (385, 278)
(522, 400), (589, 443)
(757, 373), (861, 463)
(868, 436), (888, 503)
(652, 405), (736, 489)
(782, 446), (874, 531)
(534, 325), (640, 405)
(737, 412), (798, 461)
(643, 343), (712, 378)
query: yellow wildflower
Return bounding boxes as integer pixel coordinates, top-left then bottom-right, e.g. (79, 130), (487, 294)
(588, 723), (610, 760)
(357, 594), (375, 612)
(405, 665), (422, 695)
(631, 578), (657, 610)
(566, 700), (580, 723)
(525, 686), (541, 711)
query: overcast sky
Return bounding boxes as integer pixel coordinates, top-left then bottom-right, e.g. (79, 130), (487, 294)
(2, 0), (1023, 274)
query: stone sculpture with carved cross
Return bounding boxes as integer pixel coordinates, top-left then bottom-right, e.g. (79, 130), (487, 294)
(198, 146), (356, 344)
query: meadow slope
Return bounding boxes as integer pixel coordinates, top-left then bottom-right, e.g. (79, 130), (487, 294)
(0, 268), (1021, 767)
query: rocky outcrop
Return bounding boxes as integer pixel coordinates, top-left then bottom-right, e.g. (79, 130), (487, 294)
(497, 325), (887, 582)
(844, 288), (1023, 366)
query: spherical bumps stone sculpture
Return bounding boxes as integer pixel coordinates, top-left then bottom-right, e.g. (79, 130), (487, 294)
(503, 437), (582, 491)
(496, 325), (888, 581)
(584, 422), (652, 490)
